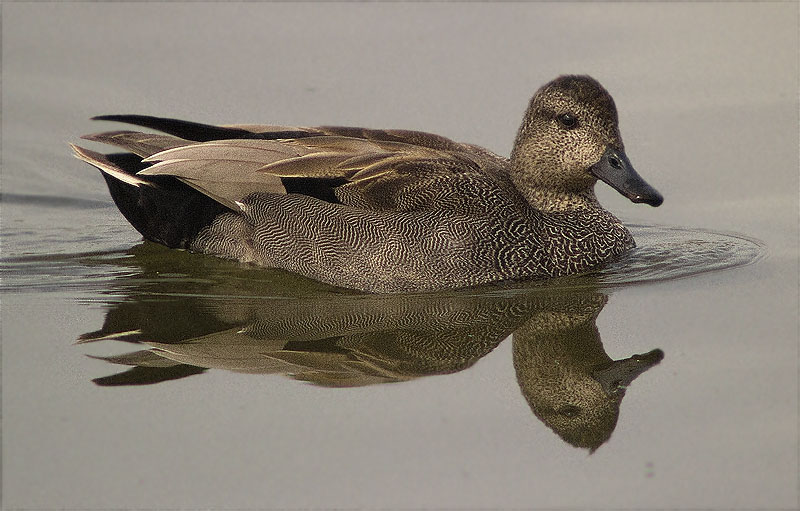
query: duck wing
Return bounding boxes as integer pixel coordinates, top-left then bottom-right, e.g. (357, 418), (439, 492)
(91, 114), (479, 152)
(82, 116), (511, 215)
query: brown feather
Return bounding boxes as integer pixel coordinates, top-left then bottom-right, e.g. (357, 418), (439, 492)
(257, 152), (370, 178)
(78, 121), (496, 217)
(143, 140), (305, 163)
(81, 131), (188, 158)
(139, 158), (281, 183)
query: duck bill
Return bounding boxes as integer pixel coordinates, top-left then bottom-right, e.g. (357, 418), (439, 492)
(592, 349), (664, 397)
(590, 148), (663, 207)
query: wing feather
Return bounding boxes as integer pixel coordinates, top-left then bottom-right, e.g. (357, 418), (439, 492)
(143, 140), (305, 164)
(70, 144), (152, 187)
(79, 116), (506, 215)
(81, 131), (189, 157)
(348, 156), (410, 182)
(257, 152), (363, 178)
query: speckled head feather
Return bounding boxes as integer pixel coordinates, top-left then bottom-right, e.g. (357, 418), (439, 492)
(510, 75), (624, 208)
(540, 75), (618, 124)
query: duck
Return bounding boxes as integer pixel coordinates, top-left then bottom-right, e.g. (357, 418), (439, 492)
(71, 75), (663, 293)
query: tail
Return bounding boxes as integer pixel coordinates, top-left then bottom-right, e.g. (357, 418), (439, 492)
(91, 114), (258, 141)
(90, 114), (320, 141)
(71, 144), (227, 248)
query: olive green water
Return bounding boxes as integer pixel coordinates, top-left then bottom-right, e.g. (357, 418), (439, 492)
(2, 4), (798, 509)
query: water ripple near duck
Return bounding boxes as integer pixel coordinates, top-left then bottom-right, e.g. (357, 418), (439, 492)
(0, 224), (766, 295)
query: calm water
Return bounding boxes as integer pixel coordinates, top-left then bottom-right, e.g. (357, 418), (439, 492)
(3, 3), (798, 509)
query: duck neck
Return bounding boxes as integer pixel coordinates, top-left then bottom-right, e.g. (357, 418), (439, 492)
(508, 170), (635, 276)
(521, 186), (601, 213)
(508, 150), (601, 213)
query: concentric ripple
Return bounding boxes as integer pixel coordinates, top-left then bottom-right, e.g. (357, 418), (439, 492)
(587, 224), (765, 287)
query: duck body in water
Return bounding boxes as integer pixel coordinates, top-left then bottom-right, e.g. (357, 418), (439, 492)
(72, 75), (662, 293)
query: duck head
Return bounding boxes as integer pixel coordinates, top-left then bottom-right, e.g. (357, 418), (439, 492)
(510, 75), (663, 210)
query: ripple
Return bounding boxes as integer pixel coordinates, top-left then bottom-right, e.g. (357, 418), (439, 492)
(0, 193), (113, 209)
(0, 225), (765, 295)
(586, 224), (765, 287)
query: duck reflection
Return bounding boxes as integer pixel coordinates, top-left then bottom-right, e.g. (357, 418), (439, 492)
(79, 245), (662, 449)
(511, 291), (662, 450)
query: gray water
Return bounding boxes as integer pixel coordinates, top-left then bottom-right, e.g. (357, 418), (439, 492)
(2, 3), (798, 510)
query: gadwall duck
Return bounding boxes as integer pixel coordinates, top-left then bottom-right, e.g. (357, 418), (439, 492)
(71, 75), (662, 293)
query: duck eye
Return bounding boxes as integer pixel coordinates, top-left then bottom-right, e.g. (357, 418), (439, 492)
(557, 113), (578, 130)
(557, 405), (581, 418)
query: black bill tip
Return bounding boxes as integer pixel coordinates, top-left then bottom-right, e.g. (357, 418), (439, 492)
(590, 148), (663, 207)
(631, 189), (664, 207)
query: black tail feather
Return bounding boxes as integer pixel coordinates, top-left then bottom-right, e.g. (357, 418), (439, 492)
(92, 114), (323, 142)
(92, 364), (208, 386)
(101, 153), (228, 248)
(92, 114), (257, 142)
(77, 115), (328, 249)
